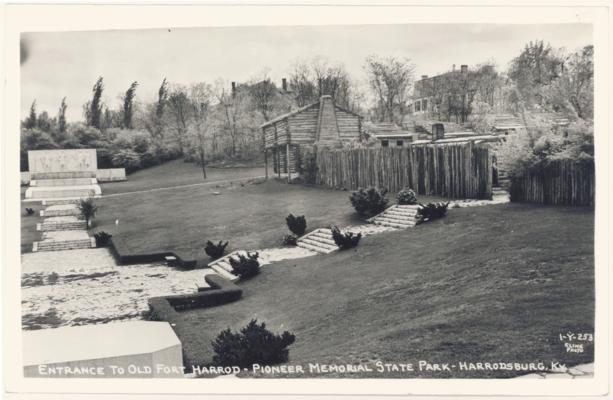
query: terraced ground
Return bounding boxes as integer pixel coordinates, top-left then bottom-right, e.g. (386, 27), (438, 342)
(172, 203), (594, 378)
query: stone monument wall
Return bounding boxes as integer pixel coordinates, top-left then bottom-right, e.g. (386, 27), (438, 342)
(28, 149), (97, 180)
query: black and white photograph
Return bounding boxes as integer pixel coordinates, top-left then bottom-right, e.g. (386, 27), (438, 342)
(1, 2), (610, 398)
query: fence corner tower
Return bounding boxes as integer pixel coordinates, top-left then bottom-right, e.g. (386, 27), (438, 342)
(261, 96), (362, 182)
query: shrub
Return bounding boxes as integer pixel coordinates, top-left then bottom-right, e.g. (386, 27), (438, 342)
(111, 149), (142, 172)
(69, 124), (103, 146)
(94, 231), (112, 247)
(417, 202), (450, 222)
(396, 188), (417, 205)
(77, 198), (98, 227)
(285, 214), (307, 236)
(330, 226), (361, 250)
(25, 208), (34, 216)
(282, 235), (297, 246)
(205, 240), (228, 260)
(297, 146), (318, 184)
(228, 252), (260, 280)
(212, 319), (296, 369)
(349, 187), (389, 218)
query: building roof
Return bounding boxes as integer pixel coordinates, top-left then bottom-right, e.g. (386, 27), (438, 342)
(261, 96), (361, 129)
(23, 321), (181, 366)
(364, 122), (416, 139)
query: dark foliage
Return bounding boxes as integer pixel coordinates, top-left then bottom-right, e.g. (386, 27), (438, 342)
(286, 214), (307, 236)
(416, 202), (450, 223)
(228, 252), (260, 280)
(282, 235), (297, 246)
(205, 240), (228, 260)
(94, 231), (112, 247)
(25, 208), (34, 216)
(396, 188), (418, 205)
(77, 197), (98, 225)
(212, 319), (296, 369)
(349, 187), (389, 218)
(297, 146), (318, 184)
(330, 226), (361, 250)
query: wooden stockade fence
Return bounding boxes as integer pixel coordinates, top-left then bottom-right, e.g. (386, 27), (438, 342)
(315, 143), (492, 199)
(510, 159), (594, 207)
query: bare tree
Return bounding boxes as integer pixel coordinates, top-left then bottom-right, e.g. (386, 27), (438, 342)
(188, 83), (214, 179)
(364, 55), (415, 123)
(288, 60), (317, 107)
(214, 79), (246, 157)
(248, 75), (278, 122)
(167, 85), (191, 155)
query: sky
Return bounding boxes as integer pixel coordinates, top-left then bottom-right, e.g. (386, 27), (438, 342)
(21, 24), (592, 122)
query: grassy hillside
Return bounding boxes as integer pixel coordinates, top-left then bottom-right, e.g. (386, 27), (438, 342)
(172, 203), (594, 378)
(96, 177), (443, 261)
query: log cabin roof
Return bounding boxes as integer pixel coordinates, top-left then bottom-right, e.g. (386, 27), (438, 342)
(261, 97), (362, 129)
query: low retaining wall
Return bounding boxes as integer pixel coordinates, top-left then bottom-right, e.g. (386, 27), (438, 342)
(107, 238), (197, 268)
(20, 168), (127, 185)
(148, 274), (242, 324)
(96, 168), (127, 182)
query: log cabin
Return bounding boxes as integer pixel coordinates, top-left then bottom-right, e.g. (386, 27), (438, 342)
(261, 95), (362, 180)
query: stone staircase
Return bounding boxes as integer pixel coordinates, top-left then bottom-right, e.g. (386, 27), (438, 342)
(37, 216), (87, 232)
(33, 203), (95, 252)
(367, 205), (420, 229)
(40, 204), (81, 217)
(26, 186), (100, 200)
(42, 199), (78, 206)
(207, 250), (244, 282)
(296, 228), (338, 254)
(30, 177), (97, 187)
(35, 238), (95, 252)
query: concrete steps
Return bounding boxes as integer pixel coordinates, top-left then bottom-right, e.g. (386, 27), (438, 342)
(367, 205), (420, 229)
(297, 228), (338, 254)
(34, 238), (94, 252)
(207, 251), (243, 282)
(26, 186), (100, 200)
(40, 204), (81, 217)
(42, 199), (79, 206)
(31, 178), (97, 187)
(37, 220), (87, 232)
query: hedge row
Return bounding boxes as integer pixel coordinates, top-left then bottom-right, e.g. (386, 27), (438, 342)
(107, 237), (197, 268)
(148, 274), (243, 324)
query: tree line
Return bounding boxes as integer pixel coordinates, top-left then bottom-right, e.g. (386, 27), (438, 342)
(21, 42), (593, 176)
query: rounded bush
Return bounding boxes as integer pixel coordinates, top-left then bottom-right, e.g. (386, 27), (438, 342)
(396, 188), (418, 205)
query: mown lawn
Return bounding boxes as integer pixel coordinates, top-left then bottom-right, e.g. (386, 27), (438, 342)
(100, 159), (266, 195)
(95, 161), (443, 261)
(171, 203), (594, 378)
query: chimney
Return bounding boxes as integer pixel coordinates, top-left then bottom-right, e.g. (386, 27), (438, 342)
(461, 64), (468, 73)
(432, 123), (445, 140)
(282, 78), (287, 92)
(421, 75), (428, 80)
(231, 81), (236, 97)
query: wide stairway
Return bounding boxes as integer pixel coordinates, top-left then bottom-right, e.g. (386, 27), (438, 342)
(207, 251), (244, 282)
(33, 202), (95, 252)
(25, 176), (101, 201)
(296, 228), (338, 254)
(367, 205), (420, 229)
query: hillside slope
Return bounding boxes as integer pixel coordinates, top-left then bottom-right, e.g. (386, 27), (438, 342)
(174, 203), (594, 378)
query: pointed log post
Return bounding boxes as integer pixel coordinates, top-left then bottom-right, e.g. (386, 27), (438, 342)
(262, 127), (269, 180)
(286, 143), (291, 183)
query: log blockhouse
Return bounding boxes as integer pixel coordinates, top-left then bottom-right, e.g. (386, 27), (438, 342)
(261, 95), (362, 180)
